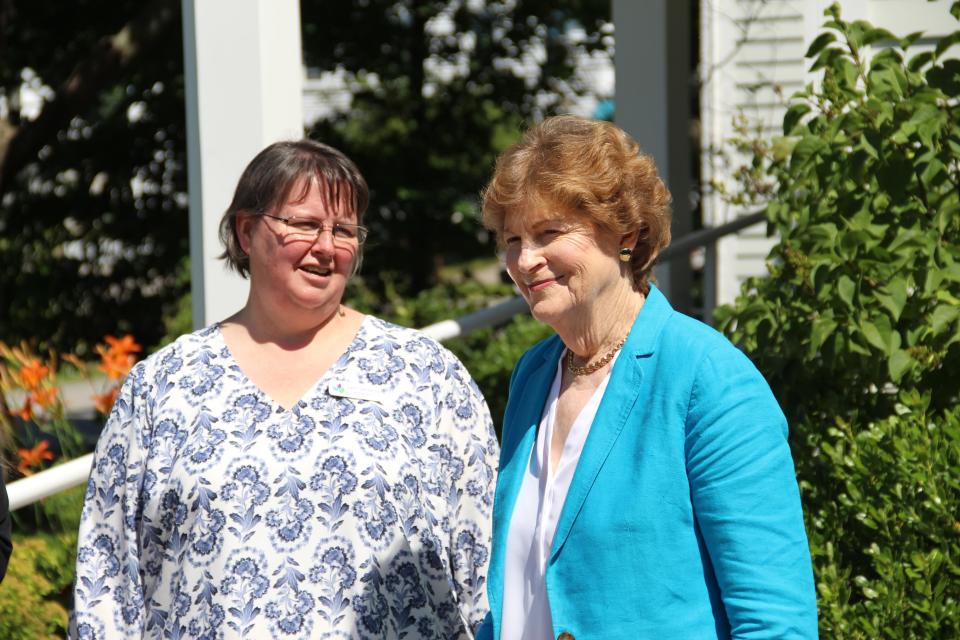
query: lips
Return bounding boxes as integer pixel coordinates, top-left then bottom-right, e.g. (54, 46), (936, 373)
(527, 277), (559, 292)
(299, 265), (333, 277)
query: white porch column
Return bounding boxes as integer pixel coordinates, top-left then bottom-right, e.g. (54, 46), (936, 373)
(613, 0), (693, 313)
(182, 0), (304, 328)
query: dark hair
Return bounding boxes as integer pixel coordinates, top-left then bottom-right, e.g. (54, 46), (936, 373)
(219, 139), (370, 277)
(481, 115), (672, 294)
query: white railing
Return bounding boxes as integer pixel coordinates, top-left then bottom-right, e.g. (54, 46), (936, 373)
(8, 452), (95, 511)
(6, 295), (532, 512)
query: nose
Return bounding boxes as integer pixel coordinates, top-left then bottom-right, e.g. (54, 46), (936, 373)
(509, 242), (545, 279)
(310, 226), (336, 253)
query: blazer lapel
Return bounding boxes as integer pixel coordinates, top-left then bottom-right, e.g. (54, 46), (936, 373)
(488, 337), (564, 630)
(549, 285), (673, 560)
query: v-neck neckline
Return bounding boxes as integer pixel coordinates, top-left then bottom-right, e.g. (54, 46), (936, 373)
(213, 315), (370, 413)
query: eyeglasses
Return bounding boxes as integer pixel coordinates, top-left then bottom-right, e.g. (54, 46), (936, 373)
(259, 213), (369, 245)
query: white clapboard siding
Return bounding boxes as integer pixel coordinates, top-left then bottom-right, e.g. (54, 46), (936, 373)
(700, 0), (958, 307)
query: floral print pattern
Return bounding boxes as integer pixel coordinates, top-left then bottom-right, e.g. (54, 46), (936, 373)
(73, 317), (497, 639)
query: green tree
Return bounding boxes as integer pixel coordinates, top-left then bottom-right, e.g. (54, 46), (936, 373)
(301, 0), (611, 292)
(715, 2), (960, 636)
(0, 0), (187, 355)
(1, 1), (611, 354)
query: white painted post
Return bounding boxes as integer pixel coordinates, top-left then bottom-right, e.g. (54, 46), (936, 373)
(181, 0), (304, 328)
(613, 0), (693, 313)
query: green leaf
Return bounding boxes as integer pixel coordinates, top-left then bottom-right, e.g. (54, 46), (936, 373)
(889, 347), (913, 381)
(900, 30), (925, 49)
(791, 135), (828, 171)
(783, 104), (811, 135)
(908, 50), (935, 73)
(837, 57), (860, 91)
(810, 317), (838, 356)
(931, 304), (960, 335)
(875, 279), (909, 321)
(806, 32), (837, 58)
(838, 276), (856, 307)
(772, 136), (800, 161)
(920, 158), (946, 189)
(925, 268), (945, 294)
(935, 29), (960, 60)
(860, 318), (889, 352)
(861, 26), (897, 47)
(927, 59), (960, 95)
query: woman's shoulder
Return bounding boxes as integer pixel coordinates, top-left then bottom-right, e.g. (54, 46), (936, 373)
(659, 310), (748, 367)
(360, 315), (464, 367)
(130, 325), (222, 378)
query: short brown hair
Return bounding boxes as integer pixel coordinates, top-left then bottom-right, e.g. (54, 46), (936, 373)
(481, 115), (672, 293)
(219, 139), (369, 277)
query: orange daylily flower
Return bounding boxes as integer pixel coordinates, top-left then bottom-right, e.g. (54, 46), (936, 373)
(30, 386), (60, 410)
(105, 335), (142, 355)
(13, 398), (33, 421)
(17, 440), (55, 476)
(96, 334), (142, 380)
(93, 388), (119, 415)
(18, 358), (51, 390)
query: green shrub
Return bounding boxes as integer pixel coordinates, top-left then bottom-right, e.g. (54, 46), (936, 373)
(809, 393), (960, 637)
(715, 3), (960, 636)
(0, 531), (77, 639)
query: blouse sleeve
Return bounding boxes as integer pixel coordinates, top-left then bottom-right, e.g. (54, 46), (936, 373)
(437, 355), (500, 636)
(0, 472), (11, 581)
(684, 347), (819, 639)
(72, 363), (150, 637)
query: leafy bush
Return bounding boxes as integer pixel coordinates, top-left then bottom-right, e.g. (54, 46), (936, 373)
(0, 533), (75, 639)
(0, 486), (84, 640)
(715, 3), (960, 637)
(715, 2), (960, 430)
(810, 393), (960, 637)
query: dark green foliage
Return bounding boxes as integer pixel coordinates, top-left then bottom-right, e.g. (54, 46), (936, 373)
(1, 1), (610, 356)
(809, 393), (960, 637)
(301, 0), (611, 292)
(715, 3), (960, 636)
(0, 486), (85, 640)
(0, 1), (188, 356)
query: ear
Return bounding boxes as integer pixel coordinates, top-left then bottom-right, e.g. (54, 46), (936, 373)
(620, 228), (641, 253)
(236, 213), (257, 254)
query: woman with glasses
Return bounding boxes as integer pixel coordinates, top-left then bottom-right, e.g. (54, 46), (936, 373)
(73, 140), (498, 639)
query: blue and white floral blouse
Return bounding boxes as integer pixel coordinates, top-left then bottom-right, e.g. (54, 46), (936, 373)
(73, 317), (498, 639)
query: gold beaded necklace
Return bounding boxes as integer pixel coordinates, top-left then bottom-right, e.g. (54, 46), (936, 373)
(565, 336), (627, 376)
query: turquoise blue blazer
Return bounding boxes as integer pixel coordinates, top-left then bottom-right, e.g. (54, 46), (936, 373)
(477, 286), (817, 639)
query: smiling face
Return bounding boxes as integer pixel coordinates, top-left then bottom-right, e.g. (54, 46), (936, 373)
(238, 178), (360, 321)
(502, 198), (628, 332)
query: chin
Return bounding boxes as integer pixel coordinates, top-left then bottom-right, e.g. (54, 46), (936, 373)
(528, 301), (566, 328)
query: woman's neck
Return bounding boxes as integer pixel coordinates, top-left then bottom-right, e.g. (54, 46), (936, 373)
(226, 297), (348, 351)
(556, 284), (645, 363)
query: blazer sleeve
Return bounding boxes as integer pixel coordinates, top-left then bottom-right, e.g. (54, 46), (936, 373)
(684, 346), (819, 639)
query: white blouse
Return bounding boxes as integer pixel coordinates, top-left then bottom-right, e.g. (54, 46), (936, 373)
(501, 351), (617, 640)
